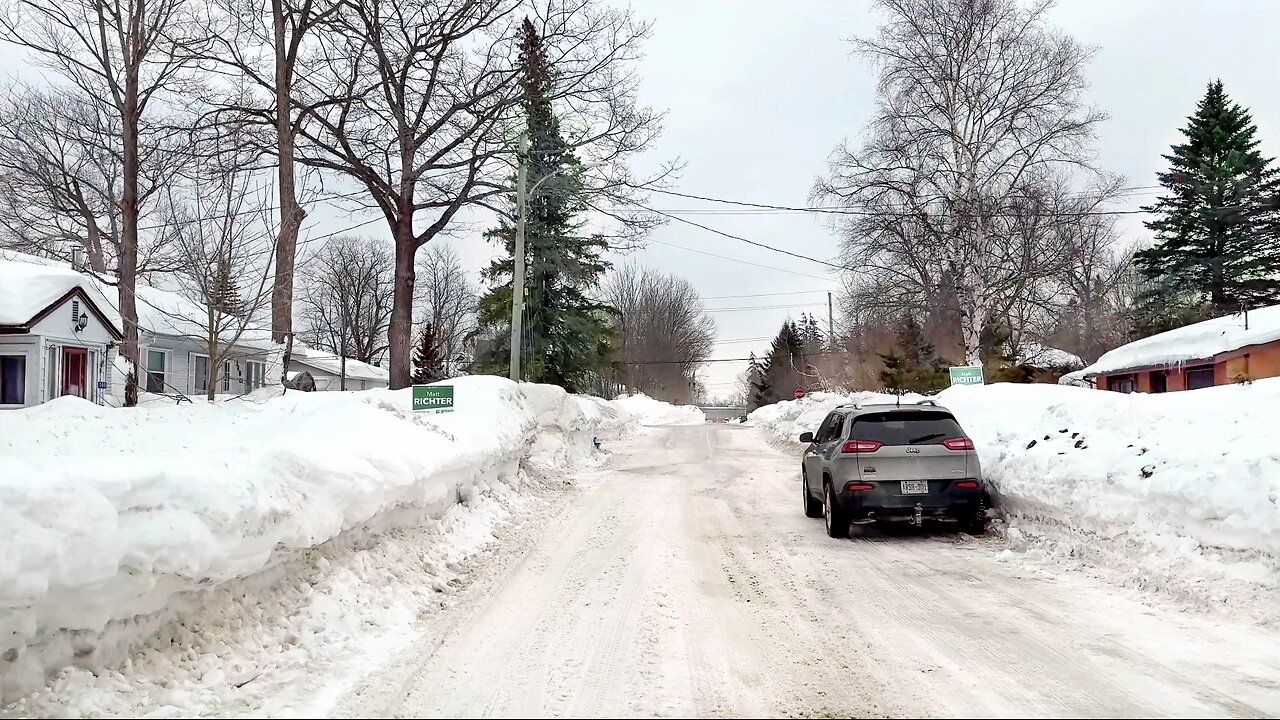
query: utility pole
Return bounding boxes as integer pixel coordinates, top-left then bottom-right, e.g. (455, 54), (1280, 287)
(509, 132), (529, 382)
(827, 291), (835, 343)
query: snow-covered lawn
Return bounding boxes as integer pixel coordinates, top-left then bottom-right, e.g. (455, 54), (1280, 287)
(0, 377), (663, 707)
(750, 382), (1280, 618)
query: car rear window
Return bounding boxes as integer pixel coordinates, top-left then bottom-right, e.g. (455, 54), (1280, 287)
(852, 411), (964, 446)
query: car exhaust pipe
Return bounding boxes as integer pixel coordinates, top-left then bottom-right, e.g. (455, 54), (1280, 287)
(852, 511), (876, 526)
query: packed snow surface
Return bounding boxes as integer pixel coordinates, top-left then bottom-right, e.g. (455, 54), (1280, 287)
(611, 393), (705, 425)
(0, 377), (671, 703)
(1083, 304), (1280, 375)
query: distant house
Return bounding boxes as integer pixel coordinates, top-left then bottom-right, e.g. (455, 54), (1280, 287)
(0, 251), (283, 407)
(1082, 304), (1280, 393)
(133, 286), (283, 399)
(287, 346), (390, 391)
(0, 255), (123, 408)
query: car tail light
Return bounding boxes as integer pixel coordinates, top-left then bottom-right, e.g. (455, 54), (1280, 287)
(954, 480), (980, 489)
(846, 483), (875, 492)
(841, 439), (882, 453)
(942, 437), (974, 451)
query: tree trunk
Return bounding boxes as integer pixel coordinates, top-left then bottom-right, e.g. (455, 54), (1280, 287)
(119, 2), (143, 408)
(270, 0), (305, 344)
(388, 221), (417, 389)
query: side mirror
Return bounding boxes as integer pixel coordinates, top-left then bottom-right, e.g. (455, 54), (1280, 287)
(799, 431), (814, 443)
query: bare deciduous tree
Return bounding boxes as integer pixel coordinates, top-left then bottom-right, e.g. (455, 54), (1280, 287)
(297, 235), (395, 387)
(0, 85), (186, 277)
(1, 0), (206, 405)
(293, 0), (666, 388)
(603, 262), (715, 404)
(816, 0), (1108, 365)
(414, 242), (477, 376)
(157, 129), (276, 400)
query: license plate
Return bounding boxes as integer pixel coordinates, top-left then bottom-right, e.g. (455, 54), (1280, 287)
(901, 480), (928, 494)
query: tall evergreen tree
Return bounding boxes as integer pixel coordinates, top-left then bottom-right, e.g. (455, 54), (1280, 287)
(879, 314), (947, 394)
(746, 351), (770, 410)
(411, 322), (446, 385)
(1134, 80), (1280, 333)
(473, 18), (615, 391)
(759, 320), (806, 403)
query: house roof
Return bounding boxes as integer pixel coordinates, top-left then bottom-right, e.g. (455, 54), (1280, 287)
(135, 285), (276, 350)
(290, 347), (390, 383)
(0, 254), (123, 335)
(0, 250), (276, 350)
(1017, 342), (1084, 370)
(1083, 304), (1280, 377)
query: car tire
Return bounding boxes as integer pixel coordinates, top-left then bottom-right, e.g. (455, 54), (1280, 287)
(803, 473), (823, 518)
(824, 482), (850, 539)
(962, 495), (987, 535)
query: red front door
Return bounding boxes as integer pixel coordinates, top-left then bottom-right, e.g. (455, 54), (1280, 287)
(62, 347), (87, 398)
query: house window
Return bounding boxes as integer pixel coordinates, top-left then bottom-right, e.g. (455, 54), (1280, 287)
(222, 360), (232, 392)
(1186, 365), (1215, 391)
(192, 353), (210, 394)
(1150, 371), (1167, 393)
(244, 361), (266, 392)
(1109, 374), (1136, 394)
(1, 355), (25, 405)
(145, 349), (167, 393)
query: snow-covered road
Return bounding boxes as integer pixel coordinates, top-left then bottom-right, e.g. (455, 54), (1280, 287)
(338, 424), (1280, 718)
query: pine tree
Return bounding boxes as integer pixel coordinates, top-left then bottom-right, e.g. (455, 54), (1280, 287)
(759, 320), (806, 403)
(472, 18), (616, 392)
(1134, 80), (1280, 333)
(879, 315), (947, 393)
(746, 351), (770, 410)
(208, 256), (244, 317)
(411, 322), (445, 385)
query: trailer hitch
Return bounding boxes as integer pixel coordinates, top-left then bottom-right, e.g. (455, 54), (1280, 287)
(913, 503), (923, 527)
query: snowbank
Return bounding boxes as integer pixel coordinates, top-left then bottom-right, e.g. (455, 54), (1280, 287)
(1082, 304), (1280, 376)
(0, 378), (658, 703)
(751, 382), (1280, 614)
(749, 390), (925, 447)
(611, 393), (705, 425)
(936, 381), (1280, 610)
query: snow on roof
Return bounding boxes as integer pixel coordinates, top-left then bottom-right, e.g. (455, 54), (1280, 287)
(135, 286), (276, 349)
(290, 346), (390, 383)
(1083, 304), (1280, 376)
(0, 252), (121, 329)
(1018, 342), (1084, 370)
(0, 250), (275, 349)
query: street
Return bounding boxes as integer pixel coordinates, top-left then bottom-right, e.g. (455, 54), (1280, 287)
(332, 424), (1280, 718)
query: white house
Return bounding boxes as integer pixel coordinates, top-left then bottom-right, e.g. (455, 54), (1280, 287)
(288, 346), (390, 391)
(1, 251), (284, 407)
(0, 255), (123, 408)
(134, 285), (283, 399)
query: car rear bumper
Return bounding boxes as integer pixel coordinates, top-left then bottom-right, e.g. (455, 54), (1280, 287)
(833, 482), (983, 521)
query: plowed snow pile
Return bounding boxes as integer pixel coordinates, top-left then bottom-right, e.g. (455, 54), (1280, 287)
(611, 393), (705, 425)
(751, 382), (1280, 616)
(0, 378), (670, 706)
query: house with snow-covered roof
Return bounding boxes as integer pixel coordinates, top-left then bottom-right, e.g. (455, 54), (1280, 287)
(0, 251), (284, 406)
(287, 346), (390, 391)
(0, 254), (123, 408)
(1081, 304), (1280, 393)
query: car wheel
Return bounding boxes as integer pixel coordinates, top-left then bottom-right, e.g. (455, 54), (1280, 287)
(803, 472), (823, 518)
(961, 495), (987, 535)
(824, 482), (850, 539)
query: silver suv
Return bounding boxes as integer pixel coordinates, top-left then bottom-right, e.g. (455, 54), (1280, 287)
(799, 401), (986, 538)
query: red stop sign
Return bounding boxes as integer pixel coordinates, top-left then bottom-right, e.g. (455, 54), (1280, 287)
(793, 388), (806, 400)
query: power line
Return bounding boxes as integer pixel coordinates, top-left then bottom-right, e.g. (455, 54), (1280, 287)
(648, 239), (836, 282)
(645, 187), (1159, 218)
(636, 201), (847, 272)
(704, 302), (827, 313)
(702, 290), (829, 300)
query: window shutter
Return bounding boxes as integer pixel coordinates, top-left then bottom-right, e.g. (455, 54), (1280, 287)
(71, 300), (80, 322)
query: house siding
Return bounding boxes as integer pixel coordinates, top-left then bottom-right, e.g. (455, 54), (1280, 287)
(137, 334), (283, 397)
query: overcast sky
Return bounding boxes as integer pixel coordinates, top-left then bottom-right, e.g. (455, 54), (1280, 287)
(3, 0), (1278, 400)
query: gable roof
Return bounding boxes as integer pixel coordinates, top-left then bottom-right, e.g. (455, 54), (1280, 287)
(135, 285), (276, 350)
(1083, 304), (1280, 377)
(290, 347), (390, 383)
(0, 255), (123, 336)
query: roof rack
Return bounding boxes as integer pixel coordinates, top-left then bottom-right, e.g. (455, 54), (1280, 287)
(917, 399), (939, 407)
